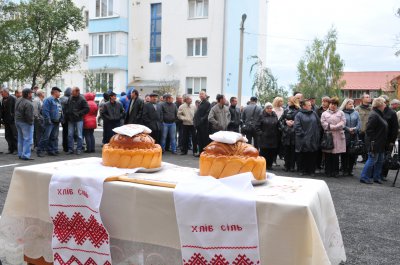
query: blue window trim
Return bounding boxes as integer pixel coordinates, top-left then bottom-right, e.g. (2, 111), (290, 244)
(150, 3), (162, 63)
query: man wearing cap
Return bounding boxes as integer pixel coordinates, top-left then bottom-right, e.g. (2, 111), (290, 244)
(101, 91), (125, 143)
(142, 93), (163, 143)
(15, 88), (34, 160)
(160, 93), (178, 154)
(37, 87), (63, 157)
(65, 87), (89, 155)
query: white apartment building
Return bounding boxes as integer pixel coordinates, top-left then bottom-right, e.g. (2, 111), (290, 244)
(60, 0), (267, 106)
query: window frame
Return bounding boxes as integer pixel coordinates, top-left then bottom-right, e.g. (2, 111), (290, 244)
(150, 3), (162, 63)
(95, 0), (114, 18)
(91, 33), (116, 56)
(186, 77), (207, 95)
(94, 73), (114, 92)
(187, 38), (207, 57)
(188, 0), (209, 19)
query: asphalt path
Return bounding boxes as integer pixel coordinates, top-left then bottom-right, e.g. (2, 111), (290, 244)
(0, 129), (399, 265)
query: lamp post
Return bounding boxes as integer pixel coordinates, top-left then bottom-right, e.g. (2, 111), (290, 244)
(237, 13), (247, 107)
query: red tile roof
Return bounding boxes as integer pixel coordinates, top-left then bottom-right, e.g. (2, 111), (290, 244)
(341, 71), (400, 91)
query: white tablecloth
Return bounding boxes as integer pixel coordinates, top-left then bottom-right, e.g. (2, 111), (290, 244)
(0, 157), (346, 265)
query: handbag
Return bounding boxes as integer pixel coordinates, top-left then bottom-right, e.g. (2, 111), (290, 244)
(348, 134), (366, 155)
(383, 145), (400, 170)
(321, 124), (334, 150)
(241, 106), (257, 135)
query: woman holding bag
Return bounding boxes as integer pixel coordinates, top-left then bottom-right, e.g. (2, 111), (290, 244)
(340, 98), (361, 176)
(321, 97), (346, 178)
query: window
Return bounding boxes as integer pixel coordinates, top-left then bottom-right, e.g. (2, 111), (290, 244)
(95, 73), (114, 91)
(84, 11), (89, 27)
(187, 38), (207, 56)
(91, 33), (116, 55)
(150, 3), (162, 63)
(186, 77), (207, 94)
(95, 0), (113, 18)
(83, 44), (89, 61)
(188, 0), (208, 18)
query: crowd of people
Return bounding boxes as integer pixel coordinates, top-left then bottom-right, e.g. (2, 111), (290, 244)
(1, 86), (399, 185)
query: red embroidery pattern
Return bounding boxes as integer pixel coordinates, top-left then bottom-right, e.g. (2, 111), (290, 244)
(54, 253), (111, 265)
(182, 245), (258, 250)
(52, 211), (109, 248)
(183, 253), (259, 265)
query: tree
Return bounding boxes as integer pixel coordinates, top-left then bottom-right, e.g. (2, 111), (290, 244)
(0, 0), (84, 89)
(296, 28), (345, 102)
(250, 56), (288, 106)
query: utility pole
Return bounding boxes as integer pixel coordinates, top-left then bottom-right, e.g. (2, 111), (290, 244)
(237, 13), (247, 107)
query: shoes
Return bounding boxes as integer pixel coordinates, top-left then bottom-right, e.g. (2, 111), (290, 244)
(84, 150), (91, 153)
(37, 152), (46, 157)
(20, 157), (34, 161)
(47, 152), (57, 156)
(12, 151), (17, 155)
(382, 178), (388, 182)
(171, 151), (178, 155)
(76, 150), (82, 155)
(360, 179), (373, 184)
(347, 172), (354, 177)
(373, 180), (383, 184)
(5, 151), (13, 154)
(193, 154), (200, 157)
(283, 168), (289, 172)
(66, 151), (74, 155)
(300, 172), (306, 176)
(179, 152), (187, 155)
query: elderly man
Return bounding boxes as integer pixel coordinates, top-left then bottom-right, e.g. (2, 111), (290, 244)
(208, 94), (230, 134)
(193, 91), (211, 155)
(1, 88), (17, 154)
(355, 93), (372, 163)
(177, 95), (197, 156)
(37, 87), (63, 157)
(15, 88), (34, 160)
(65, 87), (89, 155)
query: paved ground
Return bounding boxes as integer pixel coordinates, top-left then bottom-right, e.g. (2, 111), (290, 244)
(0, 129), (399, 264)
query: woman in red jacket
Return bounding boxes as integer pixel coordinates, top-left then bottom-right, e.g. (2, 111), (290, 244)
(83, 93), (98, 153)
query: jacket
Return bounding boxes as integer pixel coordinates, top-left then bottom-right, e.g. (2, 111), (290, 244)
(321, 109), (346, 154)
(177, 103), (196, 126)
(32, 97), (43, 120)
(101, 100), (125, 122)
(15, 97), (34, 125)
(60, 87), (71, 123)
(83, 93), (98, 129)
(365, 108), (388, 153)
(1, 95), (16, 124)
(355, 104), (371, 133)
(383, 106), (399, 144)
(125, 97), (144, 124)
(42, 96), (63, 124)
(161, 102), (178, 123)
(294, 109), (321, 152)
(242, 103), (262, 127)
(65, 95), (89, 122)
(227, 105), (241, 132)
(343, 109), (361, 146)
(279, 106), (299, 146)
(142, 102), (163, 131)
(256, 111), (279, 149)
(208, 104), (231, 132)
(193, 99), (211, 128)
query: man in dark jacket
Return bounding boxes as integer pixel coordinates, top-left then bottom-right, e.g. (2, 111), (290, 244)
(102, 91), (125, 143)
(65, 87), (89, 155)
(380, 95), (399, 181)
(125, 89), (144, 125)
(142, 93), (163, 144)
(193, 91), (211, 155)
(227, 97), (241, 132)
(1, 88), (17, 154)
(160, 94), (178, 154)
(15, 88), (34, 160)
(175, 95), (184, 150)
(60, 87), (71, 152)
(242, 96), (262, 149)
(37, 87), (63, 157)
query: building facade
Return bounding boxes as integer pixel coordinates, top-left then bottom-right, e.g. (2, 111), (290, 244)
(60, 0), (267, 106)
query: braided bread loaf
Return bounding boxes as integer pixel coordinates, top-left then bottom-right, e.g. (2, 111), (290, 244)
(199, 141), (266, 180)
(102, 133), (162, 169)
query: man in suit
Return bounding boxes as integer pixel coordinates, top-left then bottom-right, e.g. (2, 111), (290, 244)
(142, 93), (163, 144)
(193, 90), (211, 156)
(125, 89), (144, 125)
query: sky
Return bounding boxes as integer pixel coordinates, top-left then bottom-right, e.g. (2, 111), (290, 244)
(264, 0), (400, 89)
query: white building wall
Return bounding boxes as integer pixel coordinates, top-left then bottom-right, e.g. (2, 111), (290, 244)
(128, 0), (226, 100)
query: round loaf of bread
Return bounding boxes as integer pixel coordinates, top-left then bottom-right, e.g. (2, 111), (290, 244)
(199, 141), (266, 180)
(102, 133), (162, 169)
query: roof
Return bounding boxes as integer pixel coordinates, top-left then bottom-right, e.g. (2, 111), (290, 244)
(341, 71), (400, 91)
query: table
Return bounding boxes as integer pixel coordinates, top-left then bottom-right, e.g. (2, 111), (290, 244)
(0, 158), (346, 265)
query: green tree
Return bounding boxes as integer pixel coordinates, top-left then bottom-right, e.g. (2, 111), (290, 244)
(0, 0), (84, 89)
(296, 28), (345, 102)
(250, 56), (288, 106)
